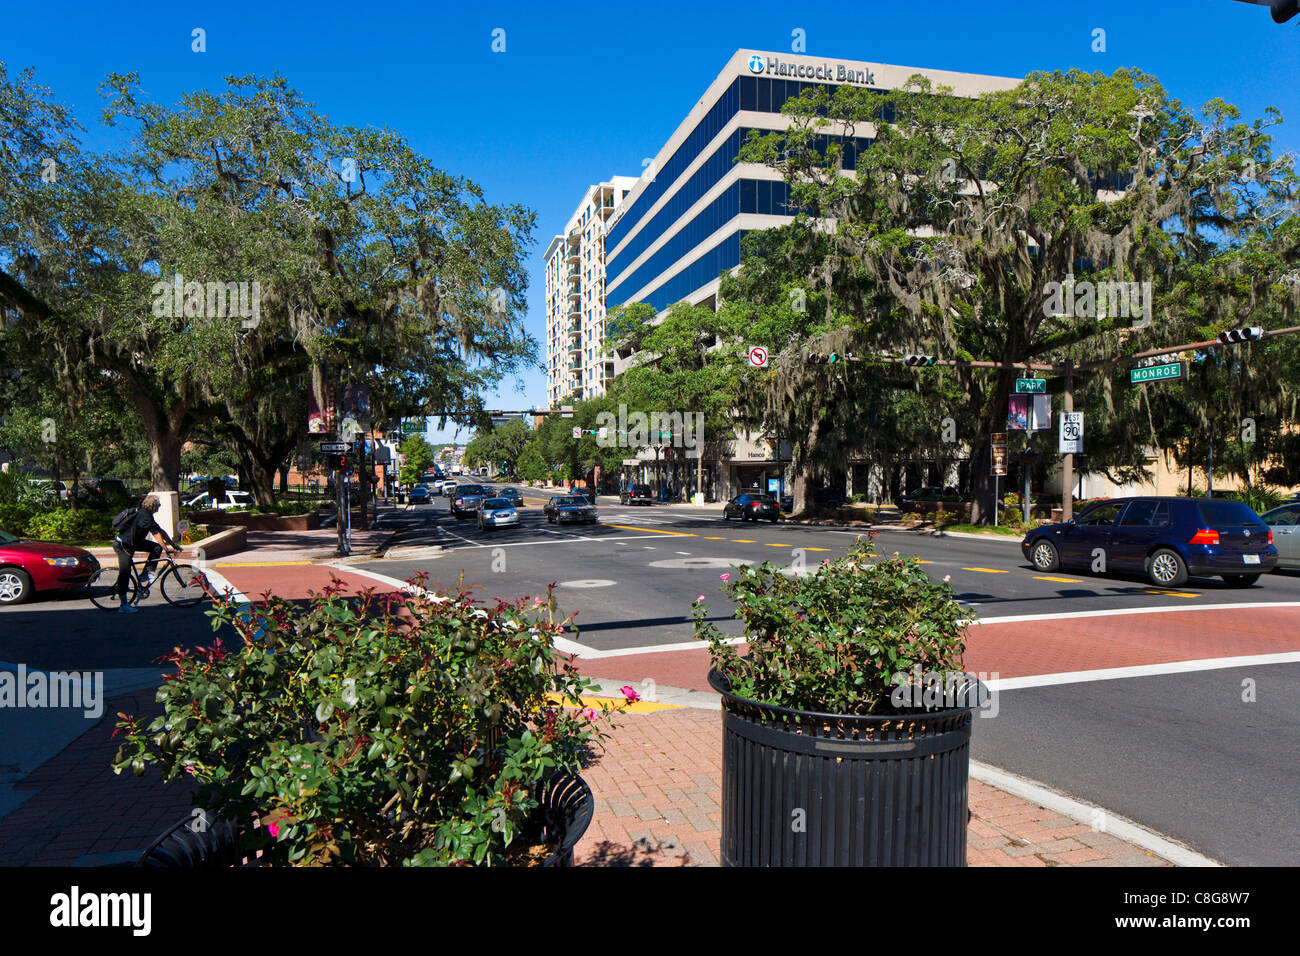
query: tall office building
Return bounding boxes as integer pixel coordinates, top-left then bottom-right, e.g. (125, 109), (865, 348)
(544, 176), (640, 406)
(603, 50), (1020, 315)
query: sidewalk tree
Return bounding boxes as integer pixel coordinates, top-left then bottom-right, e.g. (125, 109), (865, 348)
(741, 68), (1298, 520)
(0, 67), (538, 496)
(398, 434), (434, 485)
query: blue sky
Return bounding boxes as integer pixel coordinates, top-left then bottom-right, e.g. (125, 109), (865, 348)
(3, 0), (1296, 445)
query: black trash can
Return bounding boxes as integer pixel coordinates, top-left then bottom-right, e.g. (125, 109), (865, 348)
(709, 669), (977, 867)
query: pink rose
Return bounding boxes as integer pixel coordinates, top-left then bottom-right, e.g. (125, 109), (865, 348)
(943, 574), (951, 583)
(620, 685), (641, 703)
(696, 594), (706, 602)
(720, 573), (730, 582)
(267, 822), (280, 838)
(581, 707), (596, 720)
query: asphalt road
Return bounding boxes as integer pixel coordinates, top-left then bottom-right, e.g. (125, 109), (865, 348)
(368, 488), (1300, 653)
(972, 664), (1300, 867)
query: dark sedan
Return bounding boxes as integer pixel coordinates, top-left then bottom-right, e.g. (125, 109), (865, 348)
(620, 484), (654, 506)
(450, 484), (488, 519)
(544, 495), (598, 525)
(724, 493), (780, 523)
(0, 529), (99, 605)
(407, 485), (431, 504)
(1021, 496), (1277, 588)
(498, 487), (524, 507)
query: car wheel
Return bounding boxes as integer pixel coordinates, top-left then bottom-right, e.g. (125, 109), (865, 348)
(1222, 574), (1260, 588)
(1147, 549), (1189, 587)
(1030, 539), (1060, 572)
(769, 515), (778, 523)
(0, 567), (33, 605)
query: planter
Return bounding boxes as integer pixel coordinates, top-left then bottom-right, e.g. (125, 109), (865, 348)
(135, 772), (593, 867)
(709, 669), (975, 867)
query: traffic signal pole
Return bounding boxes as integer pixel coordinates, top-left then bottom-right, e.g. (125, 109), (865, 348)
(1062, 359), (1074, 522)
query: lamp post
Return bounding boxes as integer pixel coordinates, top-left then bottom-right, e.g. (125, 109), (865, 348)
(1205, 407), (1218, 497)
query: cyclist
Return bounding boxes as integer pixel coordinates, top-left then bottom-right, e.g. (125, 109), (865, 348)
(113, 494), (179, 613)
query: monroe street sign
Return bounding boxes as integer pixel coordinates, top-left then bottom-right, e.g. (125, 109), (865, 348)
(1130, 362), (1187, 384)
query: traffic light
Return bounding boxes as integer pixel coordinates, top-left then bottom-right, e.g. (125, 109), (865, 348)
(807, 352), (845, 365)
(1270, 0), (1299, 22)
(1216, 327), (1263, 345)
(904, 354), (939, 367)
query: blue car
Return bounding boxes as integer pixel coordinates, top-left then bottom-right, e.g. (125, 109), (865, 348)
(1021, 496), (1277, 588)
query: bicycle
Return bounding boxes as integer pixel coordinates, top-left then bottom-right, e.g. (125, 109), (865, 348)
(86, 549), (207, 610)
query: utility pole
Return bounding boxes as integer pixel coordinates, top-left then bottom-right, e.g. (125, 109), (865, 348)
(1062, 358), (1074, 522)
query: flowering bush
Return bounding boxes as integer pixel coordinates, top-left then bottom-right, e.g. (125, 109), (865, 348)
(112, 576), (616, 865)
(693, 536), (968, 715)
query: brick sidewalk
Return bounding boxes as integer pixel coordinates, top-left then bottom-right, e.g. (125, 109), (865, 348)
(574, 707), (1174, 868)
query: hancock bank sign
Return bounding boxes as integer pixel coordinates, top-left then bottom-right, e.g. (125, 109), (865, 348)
(748, 54), (876, 87)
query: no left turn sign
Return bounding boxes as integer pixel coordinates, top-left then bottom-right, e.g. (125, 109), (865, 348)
(748, 346), (768, 368)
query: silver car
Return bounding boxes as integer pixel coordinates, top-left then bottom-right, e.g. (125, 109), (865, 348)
(477, 497), (519, 531)
(1260, 502), (1300, 570)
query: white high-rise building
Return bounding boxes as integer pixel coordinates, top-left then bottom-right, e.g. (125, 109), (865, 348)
(544, 176), (639, 406)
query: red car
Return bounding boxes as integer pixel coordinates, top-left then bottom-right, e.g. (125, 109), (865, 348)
(0, 528), (100, 605)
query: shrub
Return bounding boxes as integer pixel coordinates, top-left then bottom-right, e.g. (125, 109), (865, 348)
(0, 503), (35, 536)
(23, 508), (113, 542)
(693, 536), (967, 715)
(1225, 483), (1287, 515)
(112, 578), (621, 866)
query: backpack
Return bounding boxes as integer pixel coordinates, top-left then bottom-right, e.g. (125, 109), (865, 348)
(111, 507), (139, 536)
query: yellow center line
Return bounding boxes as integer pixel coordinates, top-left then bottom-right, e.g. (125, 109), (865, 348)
(962, 567), (1009, 574)
(803, 546), (831, 551)
(915, 559), (935, 564)
(702, 536), (727, 540)
(604, 524), (696, 537)
(1145, 589), (1200, 598)
(764, 542), (793, 547)
(730, 539), (756, 544)
(1035, 575), (1084, 583)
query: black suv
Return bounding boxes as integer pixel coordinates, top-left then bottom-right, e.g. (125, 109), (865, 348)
(620, 484), (653, 505)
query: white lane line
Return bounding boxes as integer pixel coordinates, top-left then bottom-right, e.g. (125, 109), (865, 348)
(436, 525), (486, 549)
(675, 551), (691, 555)
(568, 636), (746, 659)
(425, 533), (666, 551)
(975, 601), (1300, 625)
(968, 762), (1222, 867)
(984, 652), (1300, 692)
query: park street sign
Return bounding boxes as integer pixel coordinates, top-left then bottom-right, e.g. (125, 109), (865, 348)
(319, 441), (348, 453)
(1014, 378), (1047, 394)
(1130, 362), (1187, 384)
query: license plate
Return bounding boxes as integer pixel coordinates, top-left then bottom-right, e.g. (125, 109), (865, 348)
(1243, 554), (1260, 564)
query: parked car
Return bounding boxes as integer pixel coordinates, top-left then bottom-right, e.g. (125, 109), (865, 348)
(80, 477), (132, 508)
(1021, 496), (1277, 587)
(1259, 502), (1300, 570)
(183, 491), (256, 510)
(544, 495), (598, 525)
(407, 485), (431, 504)
(0, 528), (99, 605)
(498, 487), (524, 507)
(450, 484), (487, 519)
(724, 492), (780, 523)
(476, 497), (520, 531)
(27, 479), (70, 503)
(620, 484), (654, 506)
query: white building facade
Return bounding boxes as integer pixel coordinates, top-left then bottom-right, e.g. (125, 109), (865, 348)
(544, 176), (640, 407)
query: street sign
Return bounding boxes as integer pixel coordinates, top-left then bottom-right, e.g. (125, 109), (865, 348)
(748, 346), (768, 368)
(990, 432), (1008, 476)
(1015, 378), (1047, 394)
(572, 426), (582, 439)
(319, 441), (347, 453)
(1130, 362), (1187, 384)
(1059, 412), (1084, 454)
(561, 405), (574, 419)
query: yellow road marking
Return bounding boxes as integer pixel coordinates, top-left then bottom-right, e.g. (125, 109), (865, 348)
(604, 524), (696, 537)
(764, 542), (793, 548)
(804, 547), (831, 551)
(213, 560), (315, 568)
(962, 567), (1009, 574)
(730, 539), (756, 544)
(703, 536), (727, 540)
(546, 693), (683, 714)
(1034, 575), (1084, 583)
(1145, 589), (1200, 598)
(915, 559), (934, 564)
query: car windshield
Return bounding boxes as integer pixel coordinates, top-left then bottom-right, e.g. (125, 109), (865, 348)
(1196, 499), (1263, 526)
(457, 486), (484, 495)
(0, 529), (19, 544)
(501, 488), (519, 495)
(556, 497), (584, 506)
(632, 485), (650, 493)
(482, 498), (510, 509)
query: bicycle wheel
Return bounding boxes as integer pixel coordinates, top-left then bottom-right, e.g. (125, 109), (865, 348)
(87, 566), (136, 610)
(161, 563), (207, 607)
